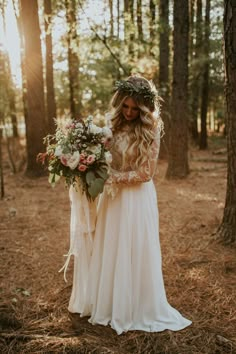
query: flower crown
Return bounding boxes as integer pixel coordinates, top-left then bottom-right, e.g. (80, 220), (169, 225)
(114, 80), (157, 105)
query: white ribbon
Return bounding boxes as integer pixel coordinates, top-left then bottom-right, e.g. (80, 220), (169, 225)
(59, 185), (97, 282)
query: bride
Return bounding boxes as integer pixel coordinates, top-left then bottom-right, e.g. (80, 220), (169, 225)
(67, 75), (192, 335)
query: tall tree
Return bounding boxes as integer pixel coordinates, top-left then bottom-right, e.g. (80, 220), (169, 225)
(189, 0), (195, 64)
(149, 0), (156, 39)
(216, 0), (236, 244)
(166, 0), (189, 178)
(109, 0), (114, 37)
(189, 0), (202, 143)
(20, 0), (46, 176)
(44, 0), (57, 134)
(158, 0), (170, 159)
(117, 0), (120, 38)
(65, 0), (80, 118)
(137, 0), (143, 41)
(199, 0), (210, 149)
(124, 0), (135, 55)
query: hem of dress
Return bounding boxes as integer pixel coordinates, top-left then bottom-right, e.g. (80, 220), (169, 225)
(69, 310), (192, 335)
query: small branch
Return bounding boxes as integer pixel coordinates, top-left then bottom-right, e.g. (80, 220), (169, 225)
(0, 331), (80, 341)
(77, 0), (129, 76)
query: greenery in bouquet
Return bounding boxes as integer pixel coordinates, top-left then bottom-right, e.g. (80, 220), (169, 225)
(37, 116), (113, 200)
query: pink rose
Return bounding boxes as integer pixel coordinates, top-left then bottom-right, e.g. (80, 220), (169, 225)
(87, 154), (96, 165)
(60, 155), (68, 166)
(78, 164), (87, 172)
(80, 153), (86, 162)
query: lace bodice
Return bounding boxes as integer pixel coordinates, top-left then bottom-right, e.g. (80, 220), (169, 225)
(108, 123), (161, 185)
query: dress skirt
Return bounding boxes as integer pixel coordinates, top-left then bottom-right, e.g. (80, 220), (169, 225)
(68, 180), (191, 335)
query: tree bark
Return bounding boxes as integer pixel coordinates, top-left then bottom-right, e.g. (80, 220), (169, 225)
(190, 0), (202, 143)
(216, 0), (236, 244)
(137, 0), (143, 41)
(189, 0), (195, 64)
(109, 0), (114, 37)
(199, 0), (210, 149)
(166, 0), (189, 178)
(124, 0), (129, 42)
(117, 0), (120, 38)
(0, 127), (4, 199)
(44, 0), (57, 134)
(158, 0), (170, 159)
(65, 0), (80, 118)
(124, 0), (134, 55)
(20, 0), (47, 176)
(149, 0), (156, 39)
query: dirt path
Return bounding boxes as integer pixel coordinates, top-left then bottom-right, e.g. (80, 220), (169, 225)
(0, 138), (235, 353)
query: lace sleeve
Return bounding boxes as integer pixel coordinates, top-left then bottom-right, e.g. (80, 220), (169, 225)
(108, 128), (160, 185)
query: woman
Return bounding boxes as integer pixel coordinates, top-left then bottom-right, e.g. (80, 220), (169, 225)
(68, 75), (191, 335)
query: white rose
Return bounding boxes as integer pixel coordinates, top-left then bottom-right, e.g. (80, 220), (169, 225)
(75, 122), (83, 129)
(90, 124), (102, 135)
(54, 146), (63, 157)
(102, 126), (113, 138)
(88, 144), (102, 156)
(67, 151), (80, 170)
(105, 151), (112, 164)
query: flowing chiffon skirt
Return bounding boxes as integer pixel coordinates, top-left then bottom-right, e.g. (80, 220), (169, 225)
(68, 180), (191, 335)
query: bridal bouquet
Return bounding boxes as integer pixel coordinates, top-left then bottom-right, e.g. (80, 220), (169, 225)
(37, 116), (112, 200)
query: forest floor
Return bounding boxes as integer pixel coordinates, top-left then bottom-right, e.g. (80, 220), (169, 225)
(0, 136), (235, 354)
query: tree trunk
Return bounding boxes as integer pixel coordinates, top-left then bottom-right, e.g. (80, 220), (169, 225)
(0, 127), (4, 199)
(199, 0), (210, 149)
(129, 0), (134, 44)
(189, 0), (194, 64)
(44, 0), (57, 134)
(109, 0), (114, 37)
(0, 50), (5, 197)
(166, 0), (189, 178)
(124, 0), (134, 55)
(149, 0), (156, 41)
(117, 0), (120, 38)
(216, 0), (236, 244)
(158, 0), (170, 159)
(65, 0), (80, 118)
(124, 0), (129, 41)
(137, 0), (143, 41)
(20, 0), (47, 176)
(190, 0), (202, 143)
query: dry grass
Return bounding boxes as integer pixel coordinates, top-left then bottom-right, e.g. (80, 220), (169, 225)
(0, 137), (235, 353)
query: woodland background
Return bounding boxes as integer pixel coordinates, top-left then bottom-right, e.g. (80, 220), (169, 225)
(0, 0), (236, 353)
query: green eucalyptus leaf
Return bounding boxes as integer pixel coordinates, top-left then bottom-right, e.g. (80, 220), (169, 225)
(96, 168), (108, 180)
(86, 171), (96, 185)
(88, 178), (105, 199)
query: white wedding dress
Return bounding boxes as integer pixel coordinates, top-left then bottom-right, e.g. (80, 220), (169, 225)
(68, 122), (192, 335)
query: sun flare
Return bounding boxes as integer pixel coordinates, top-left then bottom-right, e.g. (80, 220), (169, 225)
(0, 1), (21, 85)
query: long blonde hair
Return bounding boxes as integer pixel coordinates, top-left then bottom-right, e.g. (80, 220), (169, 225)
(109, 76), (162, 168)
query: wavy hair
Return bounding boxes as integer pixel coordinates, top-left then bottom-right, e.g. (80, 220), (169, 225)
(109, 76), (163, 169)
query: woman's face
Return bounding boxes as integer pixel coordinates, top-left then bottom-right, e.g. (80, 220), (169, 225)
(122, 97), (140, 121)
